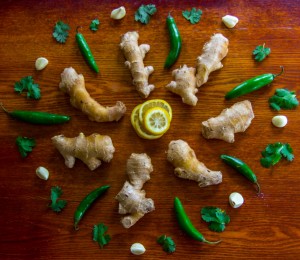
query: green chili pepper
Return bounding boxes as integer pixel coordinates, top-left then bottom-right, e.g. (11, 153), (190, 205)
(164, 13), (182, 69)
(1, 103), (70, 125)
(76, 27), (99, 73)
(225, 66), (284, 100)
(220, 154), (260, 193)
(74, 185), (110, 230)
(174, 197), (221, 244)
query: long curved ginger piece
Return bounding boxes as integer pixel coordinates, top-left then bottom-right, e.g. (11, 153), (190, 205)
(167, 140), (222, 187)
(52, 132), (115, 171)
(202, 100), (254, 143)
(166, 65), (198, 106)
(196, 33), (229, 87)
(120, 31), (155, 98)
(59, 67), (126, 122)
(116, 153), (155, 228)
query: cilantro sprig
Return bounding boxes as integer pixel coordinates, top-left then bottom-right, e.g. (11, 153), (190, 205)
(14, 76), (41, 100)
(93, 223), (111, 248)
(269, 88), (299, 111)
(157, 235), (176, 253)
(16, 136), (36, 158)
(49, 186), (67, 212)
(201, 207), (230, 232)
(90, 19), (100, 32)
(253, 43), (271, 62)
(182, 8), (203, 24)
(260, 142), (294, 168)
(53, 21), (70, 43)
(134, 4), (157, 24)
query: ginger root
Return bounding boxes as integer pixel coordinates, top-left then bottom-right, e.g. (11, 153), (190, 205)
(167, 140), (222, 187)
(116, 153), (155, 228)
(165, 65), (198, 106)
(52, 132), (115, 171)
(59, 67), (126, 122)
(202, 100), (254, 143)
(120, 31), (154, 98)
(196, 33), (229, 87)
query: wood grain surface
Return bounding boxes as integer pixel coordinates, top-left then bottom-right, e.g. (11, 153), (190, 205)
(0, 0), (299, 259)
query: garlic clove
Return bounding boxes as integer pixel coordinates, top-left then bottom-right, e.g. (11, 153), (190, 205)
(35, 57), (49, 70)
(222, 15), (239, 28)
(36, 166), (49, 180)
(229, 192), (244, 208)
(111, 6), (126, 20)
(272, 115), (288, 128)
(130, 243), (146, 255)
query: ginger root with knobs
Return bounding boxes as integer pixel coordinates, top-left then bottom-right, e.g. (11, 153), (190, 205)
(52, 132), (115, 171)
(202, 100), (254, 143)
(120, 31), (155, 98)
(166, 65), (198, 106)
(167, 140), (222, 187)
(59, 67), (126, 122)
(196, 33), (229, 87)
(116, 153), (155, 228)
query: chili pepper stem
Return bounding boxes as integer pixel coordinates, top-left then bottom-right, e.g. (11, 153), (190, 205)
(0, 102), (9, 113)
(255, 181), (261, 195)
(203, 239), (222, 244)
(274, 66), (284, 78)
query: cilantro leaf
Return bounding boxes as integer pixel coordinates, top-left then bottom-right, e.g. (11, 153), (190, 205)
(157, 235), (176, 253)
(253, 44), (271, 62)
(134, 4), (157, 24)
(93, 223), (111, 248)
(49, 186), (67, 212)
(14, 76), (41, 100)
(16, 136), (36, 158)
(260, 142), (294, 168)
(182, 8), (203, 24)
(269, 88), (299, 111)
(201, 206), (230, 232)
(90, 19), (100, 31)
(53, 21), (70, 43)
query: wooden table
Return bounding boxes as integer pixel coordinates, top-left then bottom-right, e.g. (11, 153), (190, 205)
(0, 1), (299, 259)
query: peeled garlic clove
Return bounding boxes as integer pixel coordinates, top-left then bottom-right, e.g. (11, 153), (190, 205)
(229, 192), (244, 208)
(272, 115), (288, 128)
(130, 243), (146, 255)
(35, 57), (48, 70)
(222, 15), (239, 28)
(111, 6), (126, 20)
(36, 166), (49, 180)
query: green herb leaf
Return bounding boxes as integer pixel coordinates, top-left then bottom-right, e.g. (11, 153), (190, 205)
(260, 142), (294, 168)
(182, 8), (203, 24)
(253, 44), (271, 62)
(134, 4), (157, 24)
(16, 136), (36, 158)
(53, 21), (70, 43)
(14, 76), (41, 100)
(157, 235), (176, 253)
(201, 206), (230, 232)
(93, 223), (111, 248)
(49, 186), (67, 212)
(90, 19), (100, 31)
(269, 88), (299, 111)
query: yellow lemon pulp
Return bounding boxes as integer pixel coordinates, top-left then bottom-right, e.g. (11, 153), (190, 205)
(139, 99), (172, 123)
(143, 107), (171, 135)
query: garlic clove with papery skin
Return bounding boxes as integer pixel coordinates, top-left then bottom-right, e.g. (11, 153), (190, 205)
(229, 192), (244, 208)
(130, 243), (146, 255)
(222, 15), (239, 28)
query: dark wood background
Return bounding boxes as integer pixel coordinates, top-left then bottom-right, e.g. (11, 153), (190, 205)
(0, 0), (299, 259)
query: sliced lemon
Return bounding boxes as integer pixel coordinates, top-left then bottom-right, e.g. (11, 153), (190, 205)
(134, 119), (163, 140)
(143, 107), (171, 135)
(139, 99), (172, 123)
(130, 104), (142, 130)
